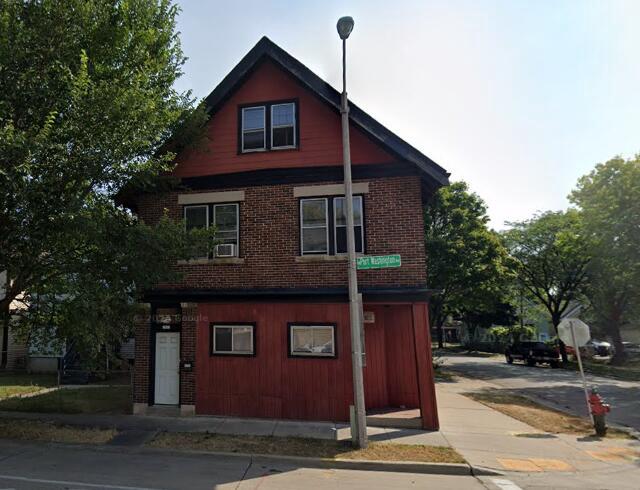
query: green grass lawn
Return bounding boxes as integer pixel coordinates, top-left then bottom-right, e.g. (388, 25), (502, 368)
(0, 385), (131, 414)
(0, 373), (58, 400)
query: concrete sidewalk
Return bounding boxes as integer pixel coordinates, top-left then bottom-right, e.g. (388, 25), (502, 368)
(1, 378), (639, 476)
(436, 377), (640, 474)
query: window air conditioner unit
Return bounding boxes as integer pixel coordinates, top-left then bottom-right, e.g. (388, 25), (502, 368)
(215, 243), (236, 258)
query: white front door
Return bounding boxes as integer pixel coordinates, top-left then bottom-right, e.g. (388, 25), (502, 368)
(154, 332), (180, 405)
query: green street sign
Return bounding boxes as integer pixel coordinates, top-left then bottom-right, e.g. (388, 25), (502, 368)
(357, 254), (401, 270)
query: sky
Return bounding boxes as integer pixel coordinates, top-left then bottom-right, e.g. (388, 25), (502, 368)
(173, 0), (640, 229)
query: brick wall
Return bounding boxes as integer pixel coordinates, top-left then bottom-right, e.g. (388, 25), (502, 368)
(133, 305), (151, 404)
(180, 303), (196, 405)
(135, 174), (427, 290)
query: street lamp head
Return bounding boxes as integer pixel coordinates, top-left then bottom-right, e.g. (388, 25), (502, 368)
(337, 16), (354, 40)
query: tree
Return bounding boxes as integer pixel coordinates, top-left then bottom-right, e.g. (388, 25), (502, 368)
(0, 1), (209, 356)
(503, 210), (589, 362)
(424, 182), (512, 348)
(570, 156), (640, 364)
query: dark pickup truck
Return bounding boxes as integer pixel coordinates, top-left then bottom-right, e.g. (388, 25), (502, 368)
(505, 341), (560, 368)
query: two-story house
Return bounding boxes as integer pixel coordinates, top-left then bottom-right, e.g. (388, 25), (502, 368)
(127, 37), (449, 430)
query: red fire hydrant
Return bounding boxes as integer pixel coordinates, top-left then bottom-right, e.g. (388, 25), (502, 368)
(588, 387), (611, 436)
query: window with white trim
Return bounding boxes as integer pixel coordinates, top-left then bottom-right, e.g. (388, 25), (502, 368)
(289, 325), (335, 357)
(241, 106), (266, 151)
(212, 324), (254, 355)
(183, 203), (239, 258)
(213, 203), (239, 257)
(184, 205), (209, 259)
(300, 198), (328, 254)
(334, 196), (363, 254)
(271, 103), (296, 149)
(299, 196), (364, 256)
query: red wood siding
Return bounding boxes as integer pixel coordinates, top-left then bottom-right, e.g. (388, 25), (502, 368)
(384, 306), (421, 408)
(173, 60), (394, 178)
(196, 302), (354, 422)
(195, 302), (435, 423)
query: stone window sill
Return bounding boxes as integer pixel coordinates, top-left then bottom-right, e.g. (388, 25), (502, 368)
(295, 255), (353, 263)
(177, 258), (245, 266)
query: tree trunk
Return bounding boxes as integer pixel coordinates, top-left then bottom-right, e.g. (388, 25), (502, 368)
(437, 321), (444, 349)
(551, 314), (568, 363)
(608, 312), (626, 365)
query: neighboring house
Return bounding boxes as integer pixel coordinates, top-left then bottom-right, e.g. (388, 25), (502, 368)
(123, 37), (449, 429)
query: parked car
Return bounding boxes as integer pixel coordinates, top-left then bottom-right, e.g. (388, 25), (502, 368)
(621, 342), (640, 355)
(566, 339), (612, 358)
(505, 341), (560, 368)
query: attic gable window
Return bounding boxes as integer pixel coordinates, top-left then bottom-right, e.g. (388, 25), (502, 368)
(241, 106), (266, 151)
(271, 103), (295, 148)
(239, 100), (298, 153)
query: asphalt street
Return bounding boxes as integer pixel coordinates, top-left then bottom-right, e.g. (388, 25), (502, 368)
(0, 439), (491, 490)
(441, 353), (640, 432)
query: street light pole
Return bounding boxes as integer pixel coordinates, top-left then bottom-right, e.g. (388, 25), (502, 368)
(337, 16), (367, 449)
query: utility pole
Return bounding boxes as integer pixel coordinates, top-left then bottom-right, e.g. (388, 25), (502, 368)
(337, 16), (367, 449)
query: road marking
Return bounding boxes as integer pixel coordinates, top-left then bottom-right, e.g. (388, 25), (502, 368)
(492, 478), (524, 490)
(0, 474), (164, 490)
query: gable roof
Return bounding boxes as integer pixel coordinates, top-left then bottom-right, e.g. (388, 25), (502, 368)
(203, 36), (449, 189)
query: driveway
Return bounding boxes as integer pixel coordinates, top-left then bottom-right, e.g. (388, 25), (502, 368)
(440, 353), (640, 432)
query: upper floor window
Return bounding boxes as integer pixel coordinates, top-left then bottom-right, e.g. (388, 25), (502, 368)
(300, 196), (364, 256)
(241, 106), (266, 151)
(239, 101), (298, 153)
(184, 203), (239, 258)
(271, 103), (296, 149)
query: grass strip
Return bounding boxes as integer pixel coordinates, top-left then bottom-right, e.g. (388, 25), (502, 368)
(0, 374), (57, 400)
(0, 385), (131, 414)
(149, 432), (465, 463)
(0, 418), (116, 444)
(466, 390), (630, 438)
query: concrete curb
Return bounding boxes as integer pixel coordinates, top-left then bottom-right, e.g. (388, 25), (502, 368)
(141, 445), (504, 476)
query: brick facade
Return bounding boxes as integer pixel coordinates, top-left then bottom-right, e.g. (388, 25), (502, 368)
(133, 305), (151, 404)
(179, 303), (197, 405)
(135, 174), (427, 291)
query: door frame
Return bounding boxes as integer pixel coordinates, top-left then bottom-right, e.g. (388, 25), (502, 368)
(148, 303), (182, 406)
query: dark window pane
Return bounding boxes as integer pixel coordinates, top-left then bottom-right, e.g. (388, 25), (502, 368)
(185, 206), (207, 231)
(336, 226), (363, 254)
(214, 204), (237, 231)
(243, 130), (264, 150)
(242, 107), (264, 131)
(272, 126), (294, 148)
(214, 327), (232, 352)
(302, 228), (327, 252)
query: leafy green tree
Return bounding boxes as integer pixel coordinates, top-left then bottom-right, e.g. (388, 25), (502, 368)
(0, 1), (209, 356)
(425, 182), (512, 348)
(503, 210), (589, 362)
(570, 156), (640, 364)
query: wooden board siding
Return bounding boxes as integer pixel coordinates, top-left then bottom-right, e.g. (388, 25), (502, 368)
(196, 302), (353, 422)
(384, 306), (421, 408)
(411, 302), (439, 430)
(173, 59), (394, 178)
(195, 302), (434, 424)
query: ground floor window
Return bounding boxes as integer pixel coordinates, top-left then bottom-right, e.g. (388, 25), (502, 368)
(211, 324), (255, 356)
(288, 324), (336, 358)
